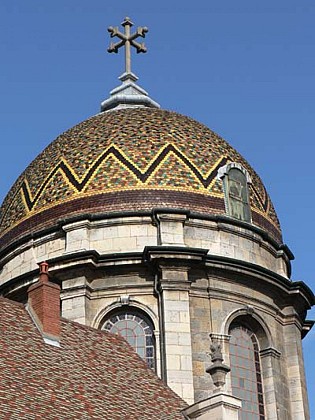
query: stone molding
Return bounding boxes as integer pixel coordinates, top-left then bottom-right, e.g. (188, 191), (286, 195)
(260, 347), (281, 359)
(182, 392), (242, 420)
(91, 297), (159, 331)
(217, 162), (252, 184)
(209, 333), (230, 343)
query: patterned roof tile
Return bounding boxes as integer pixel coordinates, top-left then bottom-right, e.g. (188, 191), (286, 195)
(0, 297), (186, 419)
(0, 108), (281, 243)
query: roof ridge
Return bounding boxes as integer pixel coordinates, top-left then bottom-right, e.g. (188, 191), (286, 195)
(0, 296), (25, 308)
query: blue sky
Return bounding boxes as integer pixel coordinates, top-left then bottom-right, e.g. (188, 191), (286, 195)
(1, 0), (314, 414)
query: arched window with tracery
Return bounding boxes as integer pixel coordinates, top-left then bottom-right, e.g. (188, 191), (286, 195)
(229, 323), (265, 420)
(101, 308), (156, 370)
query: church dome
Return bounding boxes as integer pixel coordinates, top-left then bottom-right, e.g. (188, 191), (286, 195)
(0, 107), (281, 246)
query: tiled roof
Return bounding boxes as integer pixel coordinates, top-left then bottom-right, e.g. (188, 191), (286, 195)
(0, 297), (186, 419)
(0, 108), (281, 245)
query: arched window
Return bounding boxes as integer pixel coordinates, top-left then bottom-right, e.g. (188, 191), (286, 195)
(219, 163), (251, 222)
(101, 308), (156, 370)
(229, 323), (265, 420)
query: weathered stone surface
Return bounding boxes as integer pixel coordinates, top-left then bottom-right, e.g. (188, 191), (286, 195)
(0, 210), (312, 416)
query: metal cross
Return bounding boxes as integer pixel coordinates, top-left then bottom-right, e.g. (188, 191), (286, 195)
(107, 17), (148, 75)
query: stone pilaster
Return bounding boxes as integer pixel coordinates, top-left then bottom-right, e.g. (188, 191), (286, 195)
(60, 275), (90, 325)
(283, 311), (310, 420)
(144, 245), (207, 404)
(156, 213), (187, 246)
(259, 347), (284, 420)
(63, 220), (91, 253)
(159, 264), (194, 404)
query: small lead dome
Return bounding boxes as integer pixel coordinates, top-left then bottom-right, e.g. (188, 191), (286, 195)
(0, 107), (281, 246)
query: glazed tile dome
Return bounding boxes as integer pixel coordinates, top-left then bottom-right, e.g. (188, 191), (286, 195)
(0, 108), (281, 245)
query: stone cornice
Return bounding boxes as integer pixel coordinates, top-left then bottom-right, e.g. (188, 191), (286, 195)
(1, 246), (313, 315)
(204, 254), (314, 310)
(0, 208), (290, 265)
(143, 245), (208, 262)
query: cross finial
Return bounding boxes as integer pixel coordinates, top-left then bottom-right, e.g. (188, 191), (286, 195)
(107, 17), (148, 75)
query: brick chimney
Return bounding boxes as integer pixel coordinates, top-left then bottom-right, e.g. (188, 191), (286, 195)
(27, 262), (61, 346)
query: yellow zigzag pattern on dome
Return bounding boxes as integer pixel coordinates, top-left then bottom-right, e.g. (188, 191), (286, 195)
(17, 143), (228, 213)
(4, 143), (270, 221)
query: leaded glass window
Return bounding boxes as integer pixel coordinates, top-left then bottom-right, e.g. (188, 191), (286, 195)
(229, 324), (265, 420)
(102, 310), (155, 370)
(224, 166), (251, 222)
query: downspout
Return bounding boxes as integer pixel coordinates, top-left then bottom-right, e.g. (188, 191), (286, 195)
(154, 270), (167, 382)
(152, 209), (167, 380)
